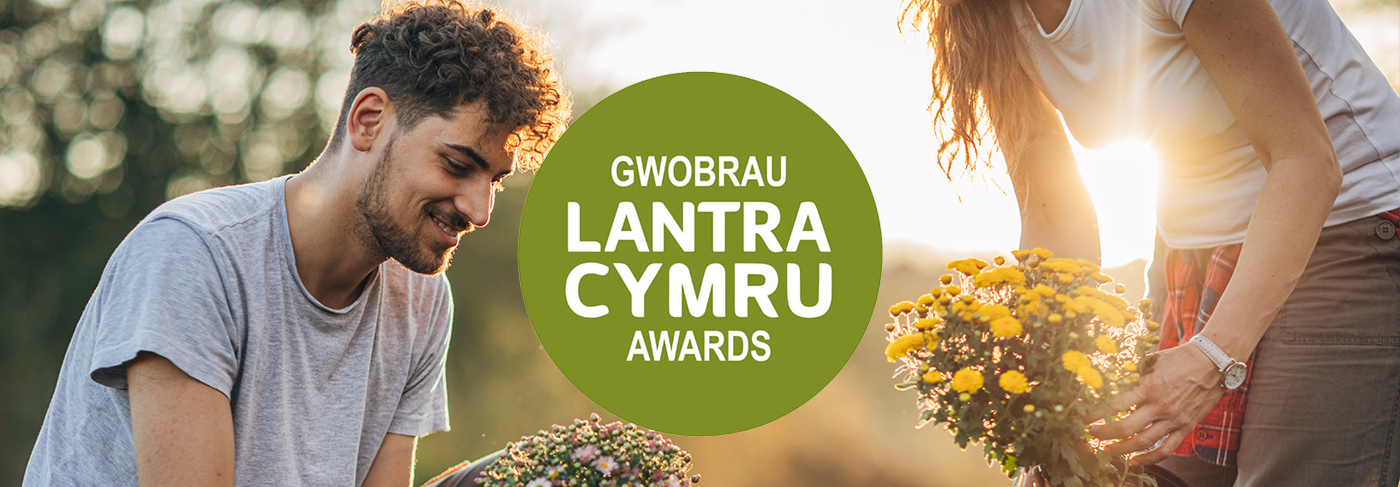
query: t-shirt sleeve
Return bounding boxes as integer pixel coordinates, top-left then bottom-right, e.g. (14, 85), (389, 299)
(88, 217), (240, 398)
(387, 276), (453, 437)
(1145, 0), (1194, 26)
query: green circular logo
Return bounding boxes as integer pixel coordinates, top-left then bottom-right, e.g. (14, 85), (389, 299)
(518, 72), (881, 435)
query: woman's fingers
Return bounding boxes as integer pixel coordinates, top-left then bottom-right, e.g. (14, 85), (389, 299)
(1088, 381), (1156, 439)
(1129, 428), (1188, 465)
(1103, 417), (1173, 457)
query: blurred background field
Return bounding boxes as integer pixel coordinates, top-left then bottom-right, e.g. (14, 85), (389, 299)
(0, 0), (1392, 484)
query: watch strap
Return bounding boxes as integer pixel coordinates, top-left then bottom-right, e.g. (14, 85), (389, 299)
(1188, 334), (1235, 372)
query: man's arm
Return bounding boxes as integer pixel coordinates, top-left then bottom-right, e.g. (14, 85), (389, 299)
(364, 433), (417, 487)
(128, 351), (235, 487)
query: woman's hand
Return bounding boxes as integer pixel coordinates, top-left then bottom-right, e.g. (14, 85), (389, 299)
(1087, 344), (1225, 464)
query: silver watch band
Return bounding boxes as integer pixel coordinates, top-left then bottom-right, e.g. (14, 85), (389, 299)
(1188, 334), (1236, 371)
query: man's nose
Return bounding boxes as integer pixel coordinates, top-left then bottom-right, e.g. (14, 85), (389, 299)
(453, 177), (495, 228)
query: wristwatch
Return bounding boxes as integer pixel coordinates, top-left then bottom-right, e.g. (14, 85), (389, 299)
(1189, 334), (1247, 390)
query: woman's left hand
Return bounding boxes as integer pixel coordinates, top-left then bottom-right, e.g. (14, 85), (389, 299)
(1085, 343), (1226, 465)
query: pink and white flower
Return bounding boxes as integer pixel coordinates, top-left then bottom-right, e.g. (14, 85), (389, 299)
(593, 455), (618, 475)
(571, 445), (599, 462)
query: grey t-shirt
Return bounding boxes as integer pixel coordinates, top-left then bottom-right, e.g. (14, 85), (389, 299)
(24, 176), (452, 486)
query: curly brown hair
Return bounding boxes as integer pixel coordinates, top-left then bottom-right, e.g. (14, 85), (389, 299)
(330, 0), (569, 171)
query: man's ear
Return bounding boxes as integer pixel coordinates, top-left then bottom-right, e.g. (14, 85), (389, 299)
(348, 87), (392, 153)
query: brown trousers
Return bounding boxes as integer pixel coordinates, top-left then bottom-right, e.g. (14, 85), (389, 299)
(1162, 214), (1400, 487)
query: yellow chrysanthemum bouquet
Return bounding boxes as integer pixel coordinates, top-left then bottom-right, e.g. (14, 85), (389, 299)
(884, 249), (1160, 487)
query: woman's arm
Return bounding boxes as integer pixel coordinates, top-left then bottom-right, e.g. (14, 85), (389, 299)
(1091, 0), (1342, 464)
(1006, 89), (1103, 264)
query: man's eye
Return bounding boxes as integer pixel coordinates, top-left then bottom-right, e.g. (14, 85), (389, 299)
(445, 158), (470, 174)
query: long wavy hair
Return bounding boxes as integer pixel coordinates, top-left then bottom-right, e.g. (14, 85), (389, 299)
(903, 0), (1042, 178)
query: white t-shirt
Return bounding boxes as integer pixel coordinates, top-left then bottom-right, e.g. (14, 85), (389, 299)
(24, 176), (453, 486)
(1018, 0), (1400, 248)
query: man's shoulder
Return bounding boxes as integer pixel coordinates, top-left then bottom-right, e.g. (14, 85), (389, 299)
(142, 177), (285, 237)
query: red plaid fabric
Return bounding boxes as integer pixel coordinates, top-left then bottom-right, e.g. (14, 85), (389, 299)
(1158, 244), (1251, 467)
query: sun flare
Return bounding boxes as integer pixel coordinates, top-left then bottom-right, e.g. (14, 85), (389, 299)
(1068, 138), (1161, 268)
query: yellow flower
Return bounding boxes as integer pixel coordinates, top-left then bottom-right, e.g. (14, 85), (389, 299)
(980, 304), (1012, 320)
(1075, 259), (1100, 272)
(1096, 335), (1118, 354)
(959, 393), (972, 401)
(1011, 250), (1032, 262)
(1062, 350), (1090, 372)
(990, 317), (1023, 338)
(994, 256), (1006, 266)
(1077, 366), (1104, 389)
(1063, 296), (1094, 314)
(1123, 362), (1137, 372)
(1058, 273), (1075, 285)
(1041, 258), (1081, 274)
(945, 285), (962, 296)
(999, 371), (1031, 394)
(1115, 283), (1127, 294)
(1023, 404), (1036, 413)
(1034, 285), (1057, 298)
(952, 368), (984, 393)
(1048, 313), (1063, 324)
(940, 274), (953, 285)
(884, 332), (935, 362)
(1021, 301), (1042, 316)
(1031, 247), (1054, 259)
(889, 301), (916, 316)
(947, 258), (989, 276)
(1095, 301), (1126, 327)
(1078, 286), (1129, 311)
(914, 317), (942, 329)
(973, 267), (1027, 288)
(922, 370), (943, 384)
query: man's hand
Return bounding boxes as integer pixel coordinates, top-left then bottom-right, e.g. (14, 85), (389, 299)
(364, 433), (417, 487)
(128, 351), (235, 487)
(1087, 345), (1225, 464)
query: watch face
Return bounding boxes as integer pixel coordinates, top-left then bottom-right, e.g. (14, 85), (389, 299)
(1223, 363), (1248, 390)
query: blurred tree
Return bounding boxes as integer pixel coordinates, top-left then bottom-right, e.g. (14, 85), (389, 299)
(0, 0), (610, 482)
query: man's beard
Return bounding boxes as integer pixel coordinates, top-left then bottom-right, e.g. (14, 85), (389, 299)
(354, 135), (459, 276)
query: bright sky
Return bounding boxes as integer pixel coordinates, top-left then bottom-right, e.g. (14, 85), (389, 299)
(558, 0), (1397, 267)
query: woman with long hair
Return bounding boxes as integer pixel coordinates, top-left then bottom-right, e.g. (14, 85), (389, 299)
(904, 0), (1400, 485)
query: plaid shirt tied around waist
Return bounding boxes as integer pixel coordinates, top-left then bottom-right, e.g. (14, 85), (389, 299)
(1159, 244), (1250, 466)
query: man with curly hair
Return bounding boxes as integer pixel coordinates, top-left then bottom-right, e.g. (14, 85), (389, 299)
(23, 1), (568, 486)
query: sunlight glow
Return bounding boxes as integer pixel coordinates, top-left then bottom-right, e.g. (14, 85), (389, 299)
(1068, 138), (1161, 267)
